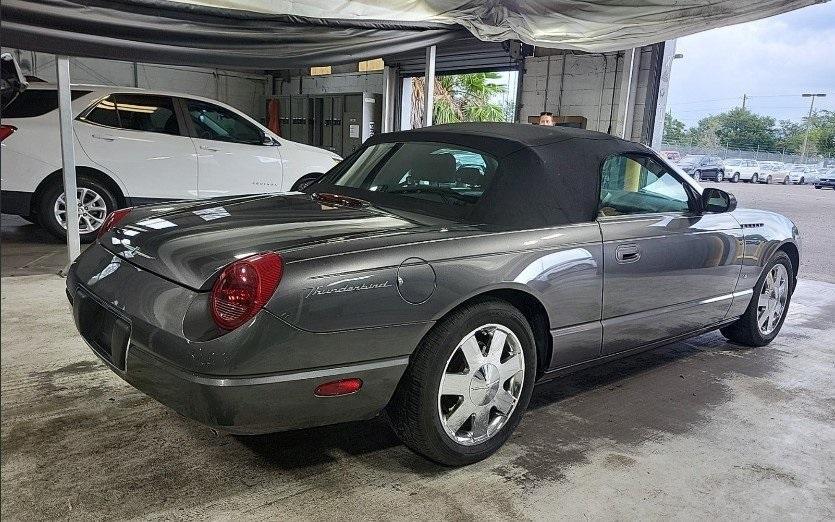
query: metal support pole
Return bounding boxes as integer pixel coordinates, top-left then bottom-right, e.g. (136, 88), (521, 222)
(619, 48), (637, 139)
(56, 56), (81, 263)
(381, 65), (396, 133)
(423, 45), (436, 127)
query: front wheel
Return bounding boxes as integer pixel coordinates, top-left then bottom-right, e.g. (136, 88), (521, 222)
(387, 298), (537, 466)
(717, 171), (724, 182)
(38, 176), (118, 242)
(783, 175), (790, 184)
(765, 175), (772, 184)
(693, 170), (701, 181)
(731, 173), (740, 183)
(721, 251), (793, 347)
(751, 173), (758, 183)
(797, 177), (805, 185)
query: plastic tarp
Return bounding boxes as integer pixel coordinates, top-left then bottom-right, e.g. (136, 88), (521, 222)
(1, 0), (824, 69)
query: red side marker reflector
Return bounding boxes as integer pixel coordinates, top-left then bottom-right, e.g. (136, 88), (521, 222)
(314, 378), (363, 397)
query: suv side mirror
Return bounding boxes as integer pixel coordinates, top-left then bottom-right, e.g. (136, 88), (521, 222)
(701, 187), (736, 213)
(261, 131), (279, 146)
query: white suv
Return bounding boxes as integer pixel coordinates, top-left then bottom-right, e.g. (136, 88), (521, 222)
(723, 158), (762, 183)
(1, 84), (341, 240)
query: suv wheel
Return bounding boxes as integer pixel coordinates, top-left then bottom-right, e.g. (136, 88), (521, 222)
(693, 170), (701, 181)
(765, 175), (772, 184)
(751, 173), (758, 183)
(732, 173), (740, 183)
(716, 171), (724, 182)
(38, 176), (118, 242)
(783, 175), (790, 184)
(798, 177), (805, 185)
(387, 298), (537, 466)
(721, 252), (793, 347)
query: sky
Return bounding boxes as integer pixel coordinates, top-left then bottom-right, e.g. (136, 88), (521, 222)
(667, 1), (835, 127)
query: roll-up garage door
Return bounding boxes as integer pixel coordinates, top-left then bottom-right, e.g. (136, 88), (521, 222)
(387, 37), (529, 76)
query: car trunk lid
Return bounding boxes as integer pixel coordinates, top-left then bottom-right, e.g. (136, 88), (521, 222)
(101, 193), (430, 290)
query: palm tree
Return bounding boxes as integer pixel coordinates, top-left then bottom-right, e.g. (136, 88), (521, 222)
(411, 72), (508, 128)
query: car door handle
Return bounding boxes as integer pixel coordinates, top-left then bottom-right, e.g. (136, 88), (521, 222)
(91, 134), (117, 141)
(616, 244), (641, 264)
(199, 145), (220, 152)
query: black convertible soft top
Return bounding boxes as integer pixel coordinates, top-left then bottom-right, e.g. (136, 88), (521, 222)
(337, 123), (652, 229)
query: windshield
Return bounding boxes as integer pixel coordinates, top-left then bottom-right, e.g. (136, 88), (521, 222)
(317, 141), (499, 212)
(724, 159), (742, 166)
(679, 155), (703, 165)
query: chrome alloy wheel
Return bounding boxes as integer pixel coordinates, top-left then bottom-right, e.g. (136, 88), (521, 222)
(758, 264), (789, 335)
(438, 324), (525, 446)
(54, 188), (108, 233)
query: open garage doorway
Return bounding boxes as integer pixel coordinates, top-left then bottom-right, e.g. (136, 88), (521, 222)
(399, 70), (519, 130)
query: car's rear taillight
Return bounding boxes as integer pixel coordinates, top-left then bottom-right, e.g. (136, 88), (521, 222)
(0, 124), (17, 141)
(97, 207), (133, 238)
(210, 253), (283, 331)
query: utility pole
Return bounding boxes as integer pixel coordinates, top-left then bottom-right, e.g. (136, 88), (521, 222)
(742, 94), (747, 110)
(801, 93), (826, 162)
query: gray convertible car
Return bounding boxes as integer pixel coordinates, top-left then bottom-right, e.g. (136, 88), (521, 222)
(67, 123), (800, 466)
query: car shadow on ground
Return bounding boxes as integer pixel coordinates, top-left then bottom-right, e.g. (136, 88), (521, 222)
(232, 333), (754, 472)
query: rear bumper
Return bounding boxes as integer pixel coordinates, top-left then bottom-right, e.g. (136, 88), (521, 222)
(93, 339), (408, 434)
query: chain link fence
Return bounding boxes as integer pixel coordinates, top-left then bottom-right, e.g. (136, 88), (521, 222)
(659, 140), (833, 166)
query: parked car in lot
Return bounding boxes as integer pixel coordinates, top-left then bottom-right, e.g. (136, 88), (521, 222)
(67, 123), (800, 466)
(659, 150), (682, 163)
(678, 154), (725, 181)
(787, 165), (818, 185)
(815, 168), (835, 190)
(1, 83), (341, 240)
(757, 161), (785, 184)
(723, 158), (762, 183)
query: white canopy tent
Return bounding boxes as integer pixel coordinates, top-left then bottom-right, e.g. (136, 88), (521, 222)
(1, 0), (822, 262)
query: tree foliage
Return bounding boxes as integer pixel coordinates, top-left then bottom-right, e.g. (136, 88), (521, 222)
(411, 73), (508, 127)
(666, 106), (835, 156)
(662, 112), (686, 143)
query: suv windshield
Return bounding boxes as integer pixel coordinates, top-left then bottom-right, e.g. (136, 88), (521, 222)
(315, 141), (499, 214)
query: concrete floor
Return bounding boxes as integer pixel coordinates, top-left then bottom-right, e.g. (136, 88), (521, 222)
(1, 277), (833, 519)
(2, 182), (834, 519)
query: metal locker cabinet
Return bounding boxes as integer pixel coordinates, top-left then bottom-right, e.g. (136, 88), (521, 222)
(311, 96), (324, 147)
(341, 94), (363, 156)
(290, 96), (306, 144)
(322, 96), (334, 153)
(332, 95), (344, 156)
(278, 96), (291, 139)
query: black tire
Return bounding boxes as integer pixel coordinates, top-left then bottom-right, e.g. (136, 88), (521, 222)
(38, 175), (118, 243)
(765, 175), (772, 184)
(751, 173), (758, 183)
(798, 177), (805, 185)
(290, 173), (323, 192)
(387, 298), (537, 466)
(720, 251), (794, 347)
(732, 173), (740, 183)
(783, 176), (790, 185)
(716, 170), (724, 182)
(693, 170), (701, 181)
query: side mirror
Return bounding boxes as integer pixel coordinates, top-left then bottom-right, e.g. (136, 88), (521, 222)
(262, 131), (279, 146)
(701, 187), (736, 213)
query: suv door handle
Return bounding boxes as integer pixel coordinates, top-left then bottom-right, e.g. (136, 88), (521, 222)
(92, 134), (117, 141)
(199, 145), (220, 152)
(616, 244), (641, 264)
